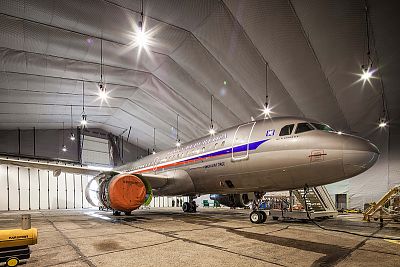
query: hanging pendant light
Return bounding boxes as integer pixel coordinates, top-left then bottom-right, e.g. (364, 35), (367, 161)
(81, 80), (88, 127)
(176, 114), (181, 147)
(61, 122), (67, 152)
(69, 105), (75, 141)
(209, 95), (216, 135)
(152, 128), (157, 154)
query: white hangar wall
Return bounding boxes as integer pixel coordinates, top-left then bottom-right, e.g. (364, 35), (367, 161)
(0, 165), (92, 211)
(327, 126), (400, 209)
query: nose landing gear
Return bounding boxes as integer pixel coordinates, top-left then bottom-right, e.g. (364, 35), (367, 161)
(249, 192), (267, 224)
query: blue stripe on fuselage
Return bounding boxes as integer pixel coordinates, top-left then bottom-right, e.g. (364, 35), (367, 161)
(186, 139), (268, 162)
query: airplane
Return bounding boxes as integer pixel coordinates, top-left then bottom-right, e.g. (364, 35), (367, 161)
(0, 117), (380, 224)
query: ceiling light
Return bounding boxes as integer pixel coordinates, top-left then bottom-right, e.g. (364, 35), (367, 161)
(209, 128), (216, 135)
(81, 114), (87, 126)
(337, 131), (343, 135)
(176, 140), (181, 147)
(263, 105), (272, 117)
(137, 30), (148, 47)
(223, 80), (227, 86)
(62, 144), (67, 152)
(98, 86), (108, 100)
(379, 119), (387, 128)
(152, 149), (156, 155)
(70, 133), (76, 141)
(361, 67), (373, 81)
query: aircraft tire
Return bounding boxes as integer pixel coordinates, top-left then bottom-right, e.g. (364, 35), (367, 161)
(124, 211), (132, 216)
(259, 211), (267, 223)
(182, 202), (190, 212)
(113, 210), (121, 216)
(249, 211), (263, 224)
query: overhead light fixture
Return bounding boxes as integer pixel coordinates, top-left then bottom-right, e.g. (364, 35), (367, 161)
(175, 114), (181, 147)
(359, 3), (376, 84)
(98, 82), (108, 100)
(81, 114), (87, 126)
(260, 63), (272, 118)
(337, 131), (343, 135)
(61, 122), (67, 152)
(176, 140), (181, 147)
(263, 105), (272, 117)
(209, 95), (216, 136)
(136, 0), (148, 47)
(152, 128), (157, 154)
(69, 105), (75, 141)
(209, 128), (216, 135)
(81, 80), (87, 127)
(98, 39), (109, 101)
(137, 30), (148, 47)
(379, 118), (387, 128)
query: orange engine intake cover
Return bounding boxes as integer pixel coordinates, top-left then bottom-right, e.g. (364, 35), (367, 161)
(108, 174), (146, 212)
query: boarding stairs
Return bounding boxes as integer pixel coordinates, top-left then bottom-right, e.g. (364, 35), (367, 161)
(269, 186), (337, 220)
(363, 185), (400, 222)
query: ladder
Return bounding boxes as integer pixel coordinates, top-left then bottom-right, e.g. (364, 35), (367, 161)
(293, 186), (337, 213)
(363, 185), (400, 221)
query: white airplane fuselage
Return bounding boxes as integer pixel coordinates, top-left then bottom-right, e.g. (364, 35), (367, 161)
(114, 117), (379, 196)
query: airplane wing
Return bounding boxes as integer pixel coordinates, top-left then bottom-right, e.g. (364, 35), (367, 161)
(0, 156), (103, 176)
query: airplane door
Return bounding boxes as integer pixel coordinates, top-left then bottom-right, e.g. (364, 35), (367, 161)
(232, 122), (256, 161)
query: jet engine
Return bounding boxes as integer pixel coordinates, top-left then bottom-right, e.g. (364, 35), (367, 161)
(210, 193), (254, 208)
(86, 172), (152, 213)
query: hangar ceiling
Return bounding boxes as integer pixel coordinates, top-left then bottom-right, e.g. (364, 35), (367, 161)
(0, 0), (398, 151)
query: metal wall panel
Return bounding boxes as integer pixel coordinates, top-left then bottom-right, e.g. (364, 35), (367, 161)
(66, 173), (75, 209)
(39, 170), (49, 209)
(19, 168), (30, 210)
(8, 166), (19, 210)
(48, 171), (58, 209)
(0, 165), (8, 210)
(57, 173), (67, 209)
(29, 168), (40, 210)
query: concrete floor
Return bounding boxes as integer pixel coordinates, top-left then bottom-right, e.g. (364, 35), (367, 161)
(1, 208), (399, 267)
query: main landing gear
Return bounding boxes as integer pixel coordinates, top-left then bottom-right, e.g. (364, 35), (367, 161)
(182, 196), (197, 213)
(249, 192), (267, 224)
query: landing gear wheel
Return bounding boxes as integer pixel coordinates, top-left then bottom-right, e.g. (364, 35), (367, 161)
(124, 211), (132, 216)
(113, 210), (121, 216)
(182, 201), (197, 213)
(259, 211), (267, 223)
(182, 202), (191, 212)
(6, 257), (19, 267)
(250, 211), (263, 224)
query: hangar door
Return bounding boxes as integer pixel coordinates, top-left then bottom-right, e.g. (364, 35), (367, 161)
(232, 122), (256, 161)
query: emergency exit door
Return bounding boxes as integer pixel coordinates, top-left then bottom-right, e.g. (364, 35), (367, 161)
(232, 122), (256, 161)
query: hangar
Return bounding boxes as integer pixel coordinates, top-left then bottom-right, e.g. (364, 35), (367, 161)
(0, 1), (399, 266)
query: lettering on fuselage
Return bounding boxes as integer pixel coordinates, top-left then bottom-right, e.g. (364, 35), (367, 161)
(203, 162), (225, 169)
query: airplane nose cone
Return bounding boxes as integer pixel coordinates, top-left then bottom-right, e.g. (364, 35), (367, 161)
(342, 136), (380, 177)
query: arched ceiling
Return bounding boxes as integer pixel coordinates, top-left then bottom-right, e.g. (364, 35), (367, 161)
(0, 0), (398, 151)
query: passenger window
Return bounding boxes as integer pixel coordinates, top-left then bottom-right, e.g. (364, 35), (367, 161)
(279, 124), (294, 136)
(295, 123), (314, 134)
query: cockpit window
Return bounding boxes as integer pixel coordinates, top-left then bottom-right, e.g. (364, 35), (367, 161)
(279, 124), (295, 136)
(311, 123), (334, 132)
(295, 123), (314, 134)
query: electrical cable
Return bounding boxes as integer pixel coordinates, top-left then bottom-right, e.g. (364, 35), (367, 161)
(301, 186), (400, 241)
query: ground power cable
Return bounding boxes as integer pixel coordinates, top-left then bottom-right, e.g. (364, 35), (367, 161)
(301, 186), (400, 241)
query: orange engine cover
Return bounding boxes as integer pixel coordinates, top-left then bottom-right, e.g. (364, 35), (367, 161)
(108, 174), (146, 212)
